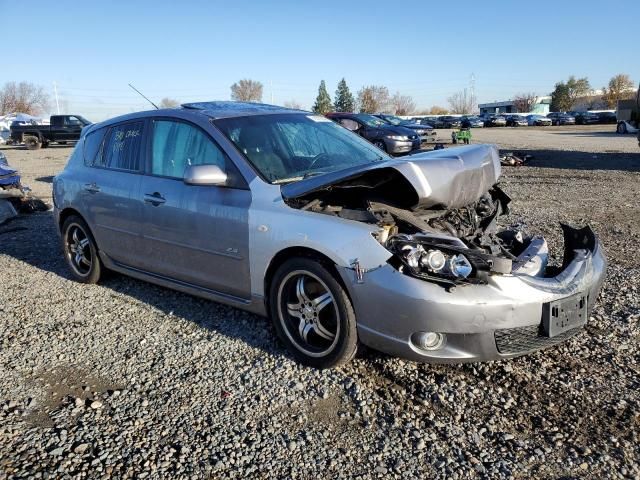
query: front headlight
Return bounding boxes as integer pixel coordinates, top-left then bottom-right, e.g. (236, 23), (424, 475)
(387, 135), (410, 141)
(399, 243), (473, 279)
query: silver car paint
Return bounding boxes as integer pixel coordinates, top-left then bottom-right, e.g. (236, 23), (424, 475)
(282, 144), (501, 210)
(246, 177), (392, 300)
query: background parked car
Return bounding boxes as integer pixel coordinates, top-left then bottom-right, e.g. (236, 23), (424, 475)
(597, 111), (617, 124)
(326, 113), (420, 154)
(373, 114), (437, 146)
(547, 112), (576, 126)
(420, 116), (445, 128)
(460, 116), (484, 128)
(505, 115), (528, 127)
(481, 114), (507, 127)
(437, 116), (462, 128)
(526, 114), (553, 126)
(570, 112), (600, 125)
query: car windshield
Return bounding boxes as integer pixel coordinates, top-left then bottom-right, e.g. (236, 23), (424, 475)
(75, 115), (92, 125)
(381, 115), (406, 126)
(355, 114), (387, 128)
(214, 113), (388, 184)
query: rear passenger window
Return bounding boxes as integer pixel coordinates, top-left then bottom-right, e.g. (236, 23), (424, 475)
(96, 122), (144, 171)
(83, 128), (107, 166)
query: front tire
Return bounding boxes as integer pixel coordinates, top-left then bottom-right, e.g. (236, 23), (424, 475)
(61, 215), (103, 284)
(269, 258), (358, 368)
(373, 140), (387, 152)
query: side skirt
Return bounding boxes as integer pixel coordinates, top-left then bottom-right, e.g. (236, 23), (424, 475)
(99, 252), (267, 317)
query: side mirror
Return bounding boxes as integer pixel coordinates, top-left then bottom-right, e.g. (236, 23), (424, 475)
(184, 164), (227, 186)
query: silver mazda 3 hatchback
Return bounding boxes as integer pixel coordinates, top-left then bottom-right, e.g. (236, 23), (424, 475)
(53, 102), (606, 368)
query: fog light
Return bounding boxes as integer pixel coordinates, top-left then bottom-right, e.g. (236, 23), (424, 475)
(412, 331), (446, 351)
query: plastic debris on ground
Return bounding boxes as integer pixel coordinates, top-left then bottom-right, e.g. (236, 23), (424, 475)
(0, 151), (49, 225)
(500, 151), (533, 167)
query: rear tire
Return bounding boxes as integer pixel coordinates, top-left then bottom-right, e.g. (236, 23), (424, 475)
(269, 258), (358, 369)
(617, 122), (627, 134)
(24, 136), (41, 150)
(61, 215), (103, 284)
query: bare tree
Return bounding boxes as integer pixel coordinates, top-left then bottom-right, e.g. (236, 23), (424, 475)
(357, 85), (390, 113)
(230, 79), (263, 102)
(391, 92), (416, 115)
(447, 89), (476, 114)
(159, 97), (180, 108)
(602, 74), (635, 108)
(283, 100), (302, 110)
(0, 81), (50, 115)
(512, 92), (537, 113)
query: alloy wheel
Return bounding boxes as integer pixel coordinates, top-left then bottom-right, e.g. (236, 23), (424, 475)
(65, 223), (92, 276)
(277, 270), (340, 357)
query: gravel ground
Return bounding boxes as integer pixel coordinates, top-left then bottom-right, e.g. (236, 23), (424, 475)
(1, 126), (639, 479)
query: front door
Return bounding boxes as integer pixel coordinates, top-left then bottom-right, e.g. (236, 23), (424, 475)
(138, 119), (251, 299)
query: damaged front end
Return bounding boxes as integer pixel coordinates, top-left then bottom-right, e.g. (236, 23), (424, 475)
(282, 144), (593, 289)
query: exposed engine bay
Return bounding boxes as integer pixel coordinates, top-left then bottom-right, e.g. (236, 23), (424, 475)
(281, 145), (551, 287)
(286, 183), (539, 286)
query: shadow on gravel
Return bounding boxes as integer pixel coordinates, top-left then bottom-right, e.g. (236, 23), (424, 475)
(0, 212), (292, 362)
(35, 175), (55, 183)
(502, 149), (640, 172)
(550, 130), (622, 138)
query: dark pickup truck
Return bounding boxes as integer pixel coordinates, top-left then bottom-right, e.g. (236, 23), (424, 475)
(10, 115), (92, 149)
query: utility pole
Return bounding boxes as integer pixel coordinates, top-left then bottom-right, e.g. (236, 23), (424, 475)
(53, 81), (60, 114)
(470, 73), (476, 112)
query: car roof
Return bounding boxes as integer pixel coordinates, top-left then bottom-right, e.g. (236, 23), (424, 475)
(181, 101), (305, 119)
(81, 101), (309, 134)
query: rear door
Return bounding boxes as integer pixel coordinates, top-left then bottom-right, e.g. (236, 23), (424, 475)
(137, 118), (251, 299)
(79, 120), (146, 268)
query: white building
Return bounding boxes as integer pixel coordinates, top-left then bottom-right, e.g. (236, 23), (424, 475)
(478, 96), (551, 115)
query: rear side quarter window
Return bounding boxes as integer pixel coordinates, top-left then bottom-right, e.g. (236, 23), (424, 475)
(83, 128), (107, 166)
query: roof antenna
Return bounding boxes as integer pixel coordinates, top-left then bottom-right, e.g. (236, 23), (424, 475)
(128, 83), (159, 109)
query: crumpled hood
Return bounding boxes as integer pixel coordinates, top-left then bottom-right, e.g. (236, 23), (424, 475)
(281, 144), (501, 210)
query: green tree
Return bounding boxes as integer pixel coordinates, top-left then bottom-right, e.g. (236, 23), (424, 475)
(551, 76), (591, 111)
(565, 76), (591, 107)
(550, 81), (571, 112)
(333, 78), (355, 112)
(312, 80), (333, 114)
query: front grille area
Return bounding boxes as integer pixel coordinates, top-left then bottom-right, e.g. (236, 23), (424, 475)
(495, 325), (581, 355)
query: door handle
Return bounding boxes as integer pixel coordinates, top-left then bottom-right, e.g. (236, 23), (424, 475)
(83, 182), (100, 193)
(144, 192), (166, 206)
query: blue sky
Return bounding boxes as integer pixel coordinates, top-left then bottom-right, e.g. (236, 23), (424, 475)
(2, 0), (638, 120)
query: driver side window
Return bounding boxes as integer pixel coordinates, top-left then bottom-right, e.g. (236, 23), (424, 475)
(151, 120), (228, 179)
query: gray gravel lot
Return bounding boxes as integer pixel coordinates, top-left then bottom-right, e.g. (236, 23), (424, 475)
(1, 125), (639, 479)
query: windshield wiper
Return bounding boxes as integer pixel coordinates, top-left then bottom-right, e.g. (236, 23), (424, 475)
(303, 171), (327, 179)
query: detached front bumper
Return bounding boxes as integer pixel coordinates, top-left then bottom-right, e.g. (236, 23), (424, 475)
(338, 226), (606, 363)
